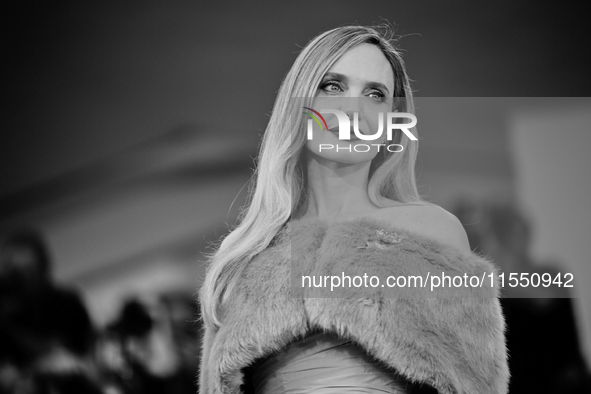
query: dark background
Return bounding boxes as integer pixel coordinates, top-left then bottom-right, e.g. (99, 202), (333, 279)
(3, 1), (591, 198)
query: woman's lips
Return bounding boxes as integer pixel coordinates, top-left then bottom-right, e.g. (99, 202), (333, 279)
(328, 126), (364, 140)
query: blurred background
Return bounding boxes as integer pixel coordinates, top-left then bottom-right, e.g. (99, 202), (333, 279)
(1, 1), (590, 393)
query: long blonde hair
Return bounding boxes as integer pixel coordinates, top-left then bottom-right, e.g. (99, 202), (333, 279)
(200, 25), (429, 329)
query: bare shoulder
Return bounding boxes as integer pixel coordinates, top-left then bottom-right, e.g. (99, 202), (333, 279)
(378, 204), (472, 254)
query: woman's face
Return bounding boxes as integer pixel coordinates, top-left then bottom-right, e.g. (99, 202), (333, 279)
(305, 43), (395, 164)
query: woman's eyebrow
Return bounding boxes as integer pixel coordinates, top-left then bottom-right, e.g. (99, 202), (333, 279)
(366, 81), (390, 95)
(322, 72), (390, 95)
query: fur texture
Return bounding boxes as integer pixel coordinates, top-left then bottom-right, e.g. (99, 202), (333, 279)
(199, 218), (509, 394)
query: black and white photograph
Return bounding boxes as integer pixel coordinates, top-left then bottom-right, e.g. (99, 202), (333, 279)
(2, 1), (590, 393)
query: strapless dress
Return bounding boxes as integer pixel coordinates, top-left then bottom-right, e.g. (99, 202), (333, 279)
(244, 331), (409, 394)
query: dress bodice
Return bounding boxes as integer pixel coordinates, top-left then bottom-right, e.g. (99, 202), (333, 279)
(246, 331), (408, 394)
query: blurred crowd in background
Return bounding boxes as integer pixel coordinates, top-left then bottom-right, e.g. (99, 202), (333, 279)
(1, 197), (590, 394)
(0, 229), (202, 394)
(452, 199), (590, 393)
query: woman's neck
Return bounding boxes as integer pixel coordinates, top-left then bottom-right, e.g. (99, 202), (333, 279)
(302, 153), (378, 222)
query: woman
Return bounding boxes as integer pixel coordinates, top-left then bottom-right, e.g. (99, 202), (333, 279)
(198, 25), (509, 394)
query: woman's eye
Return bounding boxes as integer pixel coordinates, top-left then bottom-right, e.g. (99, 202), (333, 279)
(321, 81), (343, 93)
(368, 90), (385, 101)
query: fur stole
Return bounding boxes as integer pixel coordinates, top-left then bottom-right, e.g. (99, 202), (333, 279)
(199, 217), (509, 394)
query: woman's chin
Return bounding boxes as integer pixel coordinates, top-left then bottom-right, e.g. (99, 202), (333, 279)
(306, 144), (379, 165)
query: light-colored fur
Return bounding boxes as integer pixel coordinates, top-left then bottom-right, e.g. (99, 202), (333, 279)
(199, 217), (509, 393)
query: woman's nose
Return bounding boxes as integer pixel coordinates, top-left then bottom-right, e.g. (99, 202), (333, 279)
(339, 98), (362, 120)
(343, 108), (355, 121)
